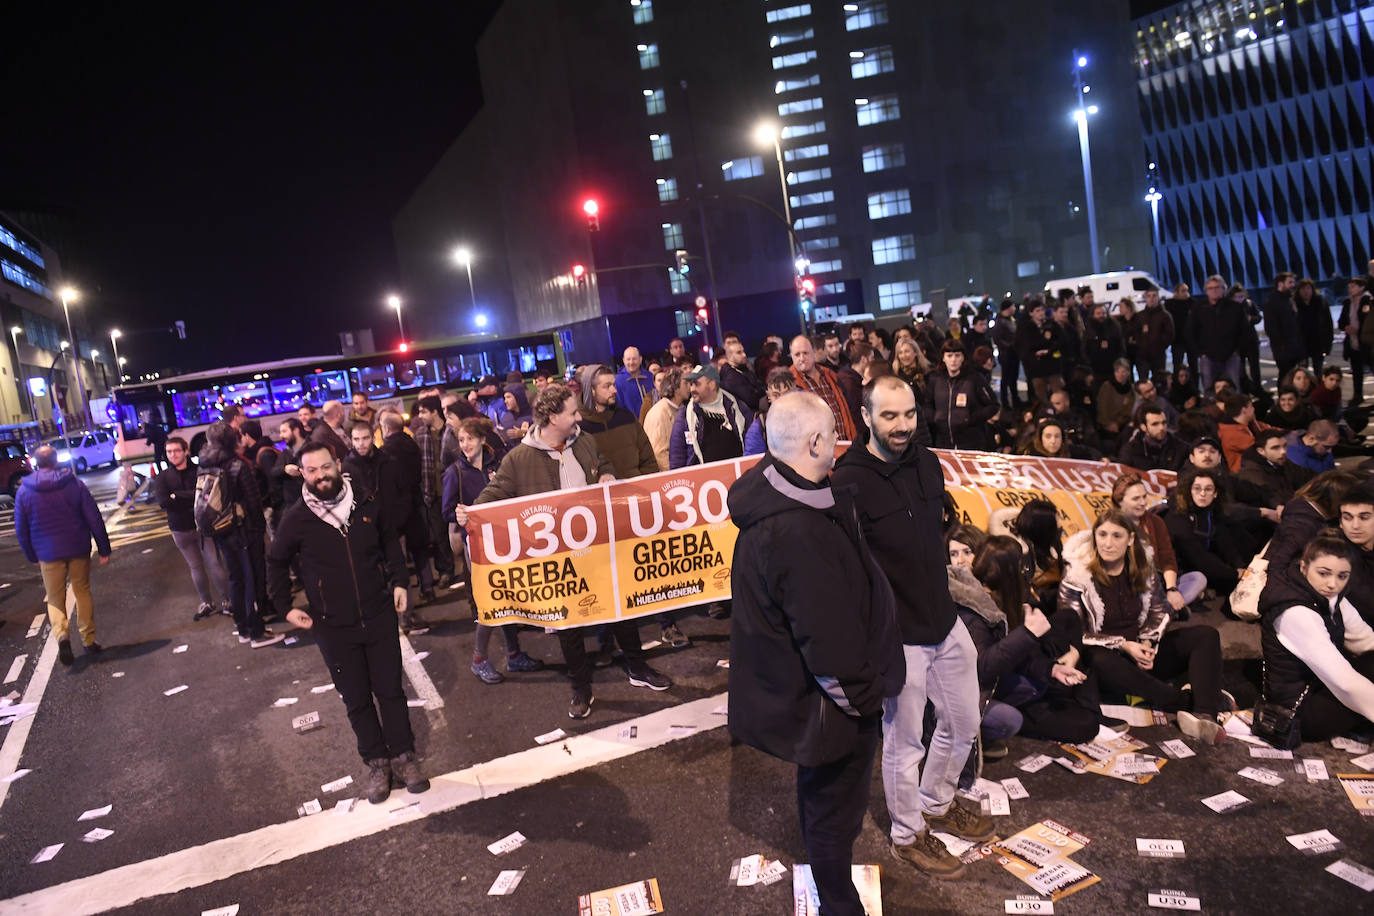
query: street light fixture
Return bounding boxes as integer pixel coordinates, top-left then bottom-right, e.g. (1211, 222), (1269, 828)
(755, 120), (808, 333)
(9, 324), (37, 424)
(386, 294), (406, 349)
(1070, 50), (1101, 274)
(451, 247), (480, 328)
(109, 329), (122, 385)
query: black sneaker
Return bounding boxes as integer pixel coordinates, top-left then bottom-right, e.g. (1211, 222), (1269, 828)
(193, 603), (214, 621)
(660, 623), (690, 648)
(628, 665), (671, 691)
(84, 642), (103, 655)
(390, 752), (430, 794)
(437, 573), (453, 590)
(591, 643), (617, 668)
(569, 691), (594, 719)
(365, 758), (392, 804)
(706, 603), (731, 620)
(1100, 716), (1130, 734)
(416, 590), (436, 608)
(57, 638), (73, 666)
(982, 738), (1010, 760)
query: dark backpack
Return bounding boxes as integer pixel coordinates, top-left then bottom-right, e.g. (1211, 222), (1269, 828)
(194, 464), (242, 535)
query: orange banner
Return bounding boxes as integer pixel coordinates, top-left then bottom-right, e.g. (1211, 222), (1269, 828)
(464, 449), (1174, 628)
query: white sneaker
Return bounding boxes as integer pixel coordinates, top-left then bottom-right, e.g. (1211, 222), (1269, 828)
(250, 631), (286, 649)
(1178, 710), (1225, 745)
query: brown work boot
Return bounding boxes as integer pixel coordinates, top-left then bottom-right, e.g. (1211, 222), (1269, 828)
(925, 799), (995, 842)
(890, 829), (966, 879)
(390, 751), (430, 794)
(365, 758), (392, 804)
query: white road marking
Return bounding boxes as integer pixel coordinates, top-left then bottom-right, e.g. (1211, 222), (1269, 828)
(399, 634), (443, 711)
(0, 586), (70, 810)
(1, 692), (729, 914)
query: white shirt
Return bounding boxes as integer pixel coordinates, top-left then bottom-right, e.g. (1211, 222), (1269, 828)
(1274, 596), (1374, 721)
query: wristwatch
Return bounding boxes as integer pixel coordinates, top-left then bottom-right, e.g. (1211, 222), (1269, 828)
(1166, 586), (1180, 593)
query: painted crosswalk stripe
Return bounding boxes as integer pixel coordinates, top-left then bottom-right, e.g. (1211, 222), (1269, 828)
(0, 692), (728, 914)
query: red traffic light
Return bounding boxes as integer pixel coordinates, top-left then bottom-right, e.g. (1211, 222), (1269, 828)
(801, 277), (816, 295)
(696, 307), (709, 323)
(399, 342), (409, 352)
(572, 264), (586, 279)
(582, 199), (599, 217)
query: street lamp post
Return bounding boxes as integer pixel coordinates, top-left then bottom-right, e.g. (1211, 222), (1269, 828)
(452, 248), (480, 329)
(109, 329), (123, 385)
(58, 287), (92, 431)
(9, 325), (37, 425)
(755, 122), (810, 333)
(386, 294), (406, 348)
(1071, 51), (1101, 275)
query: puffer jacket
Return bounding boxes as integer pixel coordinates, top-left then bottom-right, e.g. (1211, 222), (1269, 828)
(1058, 529), (1168, 649)
(926, 367), (998, 450)
(15, 468), (111, 563)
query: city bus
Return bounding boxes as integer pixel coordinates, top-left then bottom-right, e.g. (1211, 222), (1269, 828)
(108, 331), (569, 462)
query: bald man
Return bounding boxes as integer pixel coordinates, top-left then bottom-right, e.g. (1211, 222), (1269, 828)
(615, 347), (654, 419)
(727, 392), (903, 916)
(788, 335), (858, 441)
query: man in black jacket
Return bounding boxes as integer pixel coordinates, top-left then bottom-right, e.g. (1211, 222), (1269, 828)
(831, 376), (993, 879)
(1014, 300), (1064, 402)
(926, 340), (998, 450)
(1236, 430), (1312, 507)
(728, 392), (903, 916)
(380, 409), (436, 601)
(1188, 275), (1246, 392)
(1117, 405), (1188, 472)
(718, 338), (767, 413)
(155, 436), (229, 619)
(267, 440), (429, 805)
(1262, 272), (1306, 379)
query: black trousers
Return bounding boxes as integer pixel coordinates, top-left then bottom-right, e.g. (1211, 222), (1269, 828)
(997, 347), (1021, 407)
(559, 621), (645, 692)
(244, 527), (271, 617)
(1350, 351), (1367, 402)
(797, 715), (882, 916)
(423, 500), (454, 578)
(1299, 652), (1374, 741)
(1084, 625), (1224, 714)
(313, 611), (414, 761)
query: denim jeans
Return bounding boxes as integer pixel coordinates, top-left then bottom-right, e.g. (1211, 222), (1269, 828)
(171, 528), (228, 608)
(1198, 354), (1241, 393)
(981, 701), (1024, 742)
(1177, 570), (1207, 604)
(215, 529), (264, 638)
(882, 619), (981, 843)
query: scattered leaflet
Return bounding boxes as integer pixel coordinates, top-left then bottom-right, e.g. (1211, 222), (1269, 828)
(578, 878), (665, 916)
(1337, 774), (1374, 816)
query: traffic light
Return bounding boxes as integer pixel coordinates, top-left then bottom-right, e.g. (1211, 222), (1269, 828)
(799, 276), (816, 315)
(572, 264), (588, 287)
(675, 249), (690, 275)
(582, 198), (600, 232)
(696, 306), (709, 325)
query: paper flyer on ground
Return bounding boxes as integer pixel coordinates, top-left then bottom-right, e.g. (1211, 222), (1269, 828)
(793, 864), (882, 916)
(993, 820), (1100, 901)
(1060, 734), (1165, 784)
(1337, 774), (1374, 816)
(577, 878), (664, 916)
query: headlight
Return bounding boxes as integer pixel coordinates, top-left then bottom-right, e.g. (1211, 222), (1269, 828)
(57, 451), (71, 462)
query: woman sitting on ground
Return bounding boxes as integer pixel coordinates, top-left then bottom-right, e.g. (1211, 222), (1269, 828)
(946, 523), (988, 571)
(1018, 417), (1099, 461)
(956, 536), (1100, 746)
(1010, 499), (1064, 611)
(1263, 470), (1363, 576)
(1113, 472), (1206, 619)
(1163, 466), (1251, 601)
(1060, 509), (1231, 744)
(1258, 534), (1374, 742)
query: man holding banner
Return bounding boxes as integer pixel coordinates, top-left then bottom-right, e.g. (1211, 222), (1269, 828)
(455, 383), (672, 720)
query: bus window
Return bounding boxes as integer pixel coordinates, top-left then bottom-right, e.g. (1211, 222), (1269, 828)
(221, 380), (271, 417)
(536, 344), (555, 362)
(444, 354), (489, 385)
(303, 370), (349, 405)
(394, 360), (423, 390)
(412, 358), (442, 386)
(354, 364), (395, 398)
(270, 377), (306, 413)
(173, 388), (221, 426)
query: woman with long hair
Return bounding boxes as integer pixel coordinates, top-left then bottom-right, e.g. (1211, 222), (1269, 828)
(1112, 472), (1205, 619)
(945, 524), (987, 570)
(1115, 298), (1142, 369)
(1010, 498), (1064, 611)
(1163, 466), (1250, 598)
(1061, 510), (1230, 743)
(892, 337), (930, 391)
(1262, 470), (1363, 575)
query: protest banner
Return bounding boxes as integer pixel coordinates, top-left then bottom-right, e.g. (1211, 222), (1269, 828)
(464, 449), (1174, 628)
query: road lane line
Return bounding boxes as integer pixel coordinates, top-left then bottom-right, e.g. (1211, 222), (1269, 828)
(0, 586), (69, 811)
(1, 691), (729, 914)
(399, 633), (443, 710)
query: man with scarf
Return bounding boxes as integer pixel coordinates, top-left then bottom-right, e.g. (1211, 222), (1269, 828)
(266, 440), (429, 805)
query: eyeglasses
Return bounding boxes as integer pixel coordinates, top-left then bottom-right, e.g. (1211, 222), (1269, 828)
(1191, 485), (1217, 495)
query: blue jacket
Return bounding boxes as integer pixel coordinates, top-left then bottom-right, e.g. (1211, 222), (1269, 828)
(15, 468), (111, 563)
(441, 447), (500, 536)
(1286, 440), (1335, 474)
(614, 367), (654, 419)
(744, 416), (767, 456)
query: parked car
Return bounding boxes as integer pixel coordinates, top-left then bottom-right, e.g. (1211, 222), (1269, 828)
(39, 430), (118, 473)
(2, 439), (32, 495)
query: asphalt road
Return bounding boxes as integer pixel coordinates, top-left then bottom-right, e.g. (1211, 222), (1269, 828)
(0, 447), (1371, 913)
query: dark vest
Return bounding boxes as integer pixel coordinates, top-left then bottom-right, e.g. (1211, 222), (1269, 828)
(1259, 570), (1346, 705)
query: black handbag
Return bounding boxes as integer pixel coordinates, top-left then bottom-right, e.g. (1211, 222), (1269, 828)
(1252, 662), (1309, 750)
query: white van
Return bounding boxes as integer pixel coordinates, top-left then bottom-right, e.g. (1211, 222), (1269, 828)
(1043, 271), (1167, 310)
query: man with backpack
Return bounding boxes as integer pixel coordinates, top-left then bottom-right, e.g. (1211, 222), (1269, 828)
(156, 435), (230, 620)
(197, 421), (283, 648)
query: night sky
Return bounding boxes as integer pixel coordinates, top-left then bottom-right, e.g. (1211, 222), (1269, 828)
(1, 3), (500, 376)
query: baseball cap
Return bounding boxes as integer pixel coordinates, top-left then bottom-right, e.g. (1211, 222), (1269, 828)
(1191, 435), (1222, 451)
(683, 364), (720, 383)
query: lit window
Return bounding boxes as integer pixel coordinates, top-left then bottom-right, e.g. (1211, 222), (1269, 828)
(638, 43), (660, 69)
(771, 27), (814, 47)
(801, 236), (840, 250)
(656, 177), (679, 202)
(772, 50), (818, 70)
(845, 1), (888, 31)
(856, 94), (900, 125)
(1016, 260), (1040, 277)
(766, 3), (811, 23)
(867, 188), (911, 219)
(794, 213), (837, 230)
(643, 88), (666, 115)
(808, 258), (843, 273)
(850, 45), (895, 78)
(819, 281), (847, 294)
(632, 0), (653, 25)
(1, 259), (53, 299)
(775, 73), (821, 93)
(669, 268), (691, 295)
(781, 120), (826, 139)
(722, 156), (765, 180)
(650, 133), (673, 160)
(662, 223), (685, 249)
(784, 143), (829, 162)
(861, 143), (905, 172)
(0, 226), (44, 268)
(872, 234), (915, 265)
(787, 167), (832, 185)
(789, 189), (835, 208)
(879, 280), (921, 310)
(778, 96), (823, 116)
